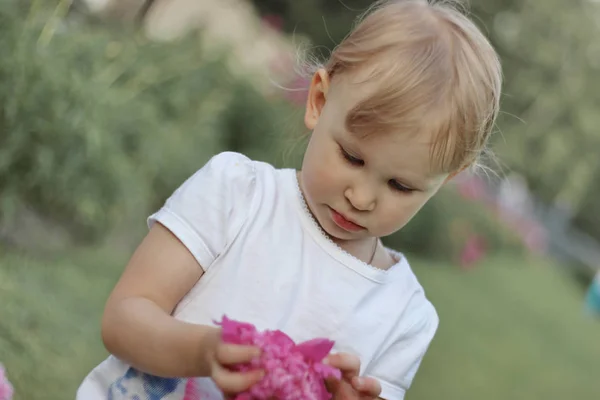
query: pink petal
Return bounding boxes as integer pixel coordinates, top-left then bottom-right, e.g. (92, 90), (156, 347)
(0, 364), (13, 400)
(314, 363), (342, 380)
(212, 316), (342, 400)
(269, 330), (295, 348)
(295, 338), (335, 361)
(215, 315), (257, 344)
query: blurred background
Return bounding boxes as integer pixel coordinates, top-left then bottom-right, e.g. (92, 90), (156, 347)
(0, 0), (599, 398)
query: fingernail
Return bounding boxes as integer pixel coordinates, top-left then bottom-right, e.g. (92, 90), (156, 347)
(355, 377), (365, 388)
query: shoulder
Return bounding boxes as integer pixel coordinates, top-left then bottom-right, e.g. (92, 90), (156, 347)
(403, 292), (439, 341)
(397, 255), (439, 334)
(381, 252), (439, 352)
(198, 151), (280, 185)
(367, 257), (438, 399)
(174, 151), (279, 202)
(163, 151), (289, 227)
(160, 151), (259, 213)
(387, 252), (438, 314)
(198, 151), (256, 180)
(148, 152), (278, 269)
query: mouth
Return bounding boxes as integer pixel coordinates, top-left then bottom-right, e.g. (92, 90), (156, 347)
(329, 207), (365, 232)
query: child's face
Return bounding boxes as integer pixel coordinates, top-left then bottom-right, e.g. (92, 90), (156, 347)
(299, 69), (452, 242)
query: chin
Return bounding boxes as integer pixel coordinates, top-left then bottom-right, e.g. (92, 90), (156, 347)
(321, 219), (365, 241)
(325, 229), (354, 241)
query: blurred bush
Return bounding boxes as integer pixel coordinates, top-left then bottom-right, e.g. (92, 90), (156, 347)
(0, 0), (523, 263)
(0, 0), (294, 244)
(388, 185), (525, 263)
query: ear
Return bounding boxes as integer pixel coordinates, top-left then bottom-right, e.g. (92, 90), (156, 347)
(304, 68), (330, 130)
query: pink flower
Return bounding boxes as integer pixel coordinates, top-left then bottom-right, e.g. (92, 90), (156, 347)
(261, 14), (284, 31)
(460, 234), (487, 270)
(215, 316), (341, 400)
(0, 364), (13, 400)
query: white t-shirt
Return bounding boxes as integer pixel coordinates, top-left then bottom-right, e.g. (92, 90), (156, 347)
(77, 152), (439, 400)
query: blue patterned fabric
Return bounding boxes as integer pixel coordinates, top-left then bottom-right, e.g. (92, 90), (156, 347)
(107, 368), (182, 400)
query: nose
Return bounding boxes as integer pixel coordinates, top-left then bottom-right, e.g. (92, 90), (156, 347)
(344, 181), (376, 212)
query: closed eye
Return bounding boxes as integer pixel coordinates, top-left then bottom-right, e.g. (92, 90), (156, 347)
(339, 146), (364, 166)
(389, 179), (414, 193)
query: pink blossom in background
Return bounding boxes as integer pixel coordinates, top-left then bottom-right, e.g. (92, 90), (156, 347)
(518, 221), (548, 255)
(215, 316), (341, 400)
(0, 364), (13, 400)
(281, 76), (310, 106)
(261, 14), (284, 32)
(455, 174), (494, 204)
(460, 234), (487, 270)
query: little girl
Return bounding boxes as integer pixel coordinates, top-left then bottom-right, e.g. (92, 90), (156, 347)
(78, 1), (502, 399)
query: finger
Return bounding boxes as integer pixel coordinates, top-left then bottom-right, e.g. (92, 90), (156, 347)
(324, 376), (339, 394)
(212, 362), (264, 394)
(351, 376), (382, 397)
(216, 343), (261, 366)
(325, 353), (361, 377)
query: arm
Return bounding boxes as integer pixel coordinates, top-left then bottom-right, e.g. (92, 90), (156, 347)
(101, 222), (217, 377)
(100, 221), (263, 393)
(100, 152), (257, 380)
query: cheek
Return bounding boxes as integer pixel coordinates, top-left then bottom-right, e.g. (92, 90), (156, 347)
(302, 137), (343, 196)
(377, 195), (431, 233)
(304, 158), (340, 200)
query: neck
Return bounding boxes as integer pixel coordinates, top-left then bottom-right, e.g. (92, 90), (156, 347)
(333, 237), (378, 264)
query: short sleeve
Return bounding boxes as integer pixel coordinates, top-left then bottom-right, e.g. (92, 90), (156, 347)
(147, 152), (256, 271)
(367, 301), (439, 400)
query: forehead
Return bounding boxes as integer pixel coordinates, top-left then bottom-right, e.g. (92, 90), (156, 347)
(327, 72), (458, 177)
(352, 129), (439, 178)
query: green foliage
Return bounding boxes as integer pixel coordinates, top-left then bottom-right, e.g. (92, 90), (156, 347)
(6, 0), (592, 258)
(477, 0), (600, 240)
(387, 185), (524, 261)
(1, 4), (147, 239)
(251, 0), (372, 48)
(0, 0), (294, 242)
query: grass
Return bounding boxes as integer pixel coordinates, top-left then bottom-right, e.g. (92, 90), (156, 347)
(1, 247), (599, 400)
(408, 256), (600, 400)
(0, 247), (121, 399)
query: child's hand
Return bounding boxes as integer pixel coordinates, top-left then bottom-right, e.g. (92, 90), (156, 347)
(325, 353), (382, 400)
(205, 333), (264, 397)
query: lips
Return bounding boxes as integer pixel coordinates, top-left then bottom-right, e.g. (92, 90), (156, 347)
(329, 207), (365, 232)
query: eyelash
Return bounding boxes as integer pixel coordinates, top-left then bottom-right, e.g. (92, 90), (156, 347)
(340, 147), (364, 166)
(339, 146), (413, 193)
(388, 180), (413, 193)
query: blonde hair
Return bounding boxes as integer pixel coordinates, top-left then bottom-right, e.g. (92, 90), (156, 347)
(314, 0), (502, 173)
